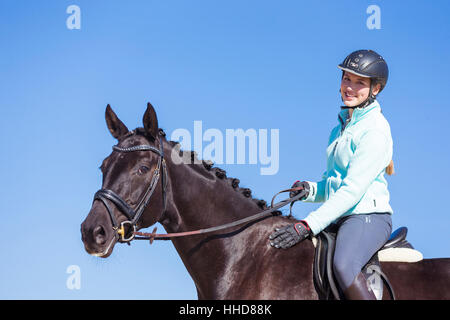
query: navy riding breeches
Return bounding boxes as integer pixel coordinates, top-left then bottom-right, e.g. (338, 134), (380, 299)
(333, 213), (392, 290)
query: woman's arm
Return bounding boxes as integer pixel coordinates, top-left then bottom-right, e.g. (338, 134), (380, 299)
(304, 129), (392, 235)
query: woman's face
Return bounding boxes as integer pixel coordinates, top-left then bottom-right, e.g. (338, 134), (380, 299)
(340, 71), (380, 107)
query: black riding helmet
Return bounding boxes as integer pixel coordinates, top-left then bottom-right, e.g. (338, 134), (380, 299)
(338, 49), (389, 108)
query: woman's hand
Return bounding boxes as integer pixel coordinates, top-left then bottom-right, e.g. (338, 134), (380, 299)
(269, 221), (311, 249)
(289, 181), (310, 199)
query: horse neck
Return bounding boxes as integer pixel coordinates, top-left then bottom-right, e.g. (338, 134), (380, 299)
(159, 141), (264, 298)
(160, 141), (262, 233)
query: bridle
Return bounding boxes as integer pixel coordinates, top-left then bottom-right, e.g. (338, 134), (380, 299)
(93, 133), (167, 243)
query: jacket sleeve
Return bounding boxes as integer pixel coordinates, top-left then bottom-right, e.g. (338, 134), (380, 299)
(304, 129), (392, 235)
(301, 173), (327, 203)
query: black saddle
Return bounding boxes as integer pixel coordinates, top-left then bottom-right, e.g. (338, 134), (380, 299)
(313, 225), (414, 300)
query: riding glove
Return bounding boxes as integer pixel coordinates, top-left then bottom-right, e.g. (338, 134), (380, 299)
(269, 221), (311, 249)
(290, 181), (310, 200)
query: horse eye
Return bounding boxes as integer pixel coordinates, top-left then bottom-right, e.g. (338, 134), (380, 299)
(138, 165), (150, 175)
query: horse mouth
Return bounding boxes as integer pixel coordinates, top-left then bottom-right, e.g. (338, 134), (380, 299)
(86, 236), (117, 258)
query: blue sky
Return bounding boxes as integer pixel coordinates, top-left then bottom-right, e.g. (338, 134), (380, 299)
(0, 0), (449, 299)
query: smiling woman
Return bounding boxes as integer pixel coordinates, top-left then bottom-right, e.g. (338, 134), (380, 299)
(341, 72), (380, 109)
(270, 49), (399, 299)
(338, 50), (394, 175)
(340, 71), (395, 176)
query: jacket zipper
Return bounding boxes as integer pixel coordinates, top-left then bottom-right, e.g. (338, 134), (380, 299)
(334, 114), (351, 156)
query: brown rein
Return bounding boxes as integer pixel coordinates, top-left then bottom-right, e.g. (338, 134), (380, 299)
(133, 187), (306, 244)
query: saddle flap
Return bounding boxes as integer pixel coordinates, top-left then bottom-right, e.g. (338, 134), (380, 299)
(313, 227), (390, 300)
(312, 230), (344, 300)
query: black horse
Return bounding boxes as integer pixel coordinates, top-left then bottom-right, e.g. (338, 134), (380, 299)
(81, 103), (450, 299)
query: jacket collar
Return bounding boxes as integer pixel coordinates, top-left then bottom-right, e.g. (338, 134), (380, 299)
(338, 100), (380, 126)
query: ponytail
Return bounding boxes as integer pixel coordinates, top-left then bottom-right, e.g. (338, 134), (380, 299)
(386, 160), (395, 176)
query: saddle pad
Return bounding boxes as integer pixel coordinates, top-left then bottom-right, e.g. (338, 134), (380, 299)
(378, 247), (423, 263)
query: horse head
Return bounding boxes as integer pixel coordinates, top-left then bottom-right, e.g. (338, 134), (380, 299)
(81, 102), (168, 257)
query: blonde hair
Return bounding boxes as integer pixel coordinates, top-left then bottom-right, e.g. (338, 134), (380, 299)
(385, 160), (395, 176)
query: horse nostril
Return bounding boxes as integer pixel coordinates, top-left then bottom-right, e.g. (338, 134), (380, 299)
(93, 225), (107, 245)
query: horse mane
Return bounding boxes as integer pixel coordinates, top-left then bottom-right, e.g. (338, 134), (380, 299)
(130, 127), (275, 212)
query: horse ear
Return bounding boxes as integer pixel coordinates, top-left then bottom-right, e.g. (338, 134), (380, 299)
(105, 104), (129, 139)
(143, 102), (159, 139)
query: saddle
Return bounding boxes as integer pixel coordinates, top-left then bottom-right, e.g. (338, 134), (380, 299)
(312, 225), (418, 300)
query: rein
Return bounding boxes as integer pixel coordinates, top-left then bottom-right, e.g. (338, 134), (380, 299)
(133, 187), (307, 244)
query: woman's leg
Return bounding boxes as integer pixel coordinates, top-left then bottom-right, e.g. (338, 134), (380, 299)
(333, 213), (392, 299)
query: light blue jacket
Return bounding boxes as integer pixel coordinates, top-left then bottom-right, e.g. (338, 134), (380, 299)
(303, 100), (394, 235)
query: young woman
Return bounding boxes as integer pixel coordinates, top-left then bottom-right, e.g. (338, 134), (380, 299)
(269, 49), (394, 300)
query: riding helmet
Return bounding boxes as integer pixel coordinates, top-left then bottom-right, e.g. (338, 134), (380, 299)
(338, 49), (389, 93)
